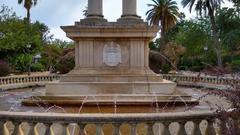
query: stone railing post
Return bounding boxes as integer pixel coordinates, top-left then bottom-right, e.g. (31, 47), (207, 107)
(192, 120), (202, 135)
(44, 123), (52, 135)
(146, 123), (154, 135)
(130, 123), (137, 135)
(13, 121), (21, 135)
(78, 123), (86, 135)
(28, 122), (36, 135)
(162, 122), (171, 135)
(96, 123), (104, 135)
(177, 121), (187, 135)
(0, 120), (4, 135)
(113, 123), (121, 135)
(205, 119), (217, 135)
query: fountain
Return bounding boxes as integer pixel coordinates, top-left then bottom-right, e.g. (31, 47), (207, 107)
(22, 0), (198, 107)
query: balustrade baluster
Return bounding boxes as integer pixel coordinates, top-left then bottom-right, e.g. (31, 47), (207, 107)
(162, 122), (171, 135)
(28, 122), (37, 135)
(192, 120), (201, 135)
(205, 119), (216, 135)
(130, 123), (137, 135)
(96, 123), (104, 135)
(61, 123), (68, 135)
(44, 123), (52, 135)
(177, 121), (187, 135)
(78, 123), (86, 135)
(146, 123), (154, 135)
(113, 123), (121, 135)
(1, 79), (4, 85)
(0, 120), (4, 135)
(13, 121), (21, 135)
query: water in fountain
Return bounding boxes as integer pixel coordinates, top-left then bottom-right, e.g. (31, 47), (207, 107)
(155, 95), (159, 113)
(45, 105), (67, 113)
(92, 96), (102, 113)
(114, 95), (117, 114)
(78, 96), (88, 113)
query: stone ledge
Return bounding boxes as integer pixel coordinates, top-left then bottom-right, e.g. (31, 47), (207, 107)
(0, 82), (46, 91)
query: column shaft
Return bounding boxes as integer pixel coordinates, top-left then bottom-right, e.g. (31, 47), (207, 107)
(88, 0), (103, 18)
(122, 0), (137, 17)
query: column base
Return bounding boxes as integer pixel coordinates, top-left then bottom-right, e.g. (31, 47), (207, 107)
(117, 14), (143, 23)
(80, 16), (108, 24)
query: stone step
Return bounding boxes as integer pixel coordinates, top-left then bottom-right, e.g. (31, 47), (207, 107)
(60, 74), (163, 82)
(46, 80), (176, 95)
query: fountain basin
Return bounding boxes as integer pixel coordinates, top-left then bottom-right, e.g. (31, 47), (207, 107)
(22, 94), (198, 106)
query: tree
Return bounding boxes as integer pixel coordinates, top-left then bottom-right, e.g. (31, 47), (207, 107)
(181, 0), (224, 67)
(0, 5), (50, 72)
(217, 7), (240, 52)
(146, 0), (180, 39)
(83, 7), (88, 17)
(18, 0), (38, 22)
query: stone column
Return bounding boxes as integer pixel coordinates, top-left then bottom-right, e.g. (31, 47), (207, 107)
(87, 0), (103, 18)
(121, 0), (140, 19)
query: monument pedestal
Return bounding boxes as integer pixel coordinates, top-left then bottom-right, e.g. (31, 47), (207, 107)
(45, 20), (177, 96)
(46, 69), (176, 96)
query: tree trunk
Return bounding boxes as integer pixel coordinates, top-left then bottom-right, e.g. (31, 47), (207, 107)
(26, 8), (30, 22)
(208, 7), (222, 67)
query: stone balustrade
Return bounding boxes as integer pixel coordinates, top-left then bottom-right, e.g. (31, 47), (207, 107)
(0, 75), (60, 85)
(162, 74), (240, 86)
(1, 111), (237, 135)
(0, 74), (239, 87)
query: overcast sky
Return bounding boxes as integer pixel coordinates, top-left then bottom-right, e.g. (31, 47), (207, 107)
(1, 0), (233, 41)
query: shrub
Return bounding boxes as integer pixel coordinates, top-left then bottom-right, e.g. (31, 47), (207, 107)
(31, 63), (44, 72)
(190, 65), (204, 72)
(55, 49), (75, 74)
(162, 64), (171, 74)
(231, 60), (240, 72)
(0, 60), (10, 76)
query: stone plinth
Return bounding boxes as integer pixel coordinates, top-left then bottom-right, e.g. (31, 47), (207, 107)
(45, 20), (176, 96)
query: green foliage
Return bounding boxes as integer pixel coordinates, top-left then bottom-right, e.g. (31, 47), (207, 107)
(0, 59), (10, 76)
(0, 5), (17, 21)
(217, 8), (240, 52)
(231, 60), (240, 72)
(39, 39), (74, 72)
(162, 64), (171, 74)
(0, 5), (50, 73)
(146, 0), (180, 37)
(0, 19), (48, 58)
(8, 54), (32, 72)
(18, 0), (38, 22)
(31, 62), (44, 72)
(175, 20), (210, 58)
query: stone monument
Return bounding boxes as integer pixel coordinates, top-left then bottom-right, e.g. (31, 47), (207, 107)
(45, 0), (177, 96)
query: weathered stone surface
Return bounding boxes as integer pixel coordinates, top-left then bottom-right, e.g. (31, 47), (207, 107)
(45, 0), (176, 97)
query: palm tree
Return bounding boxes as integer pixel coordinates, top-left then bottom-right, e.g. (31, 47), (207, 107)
(83, 7), (88, 17)
(146, 0), (180, 38)
(181, 0), (223, 67)
(18, 0), (38, 22)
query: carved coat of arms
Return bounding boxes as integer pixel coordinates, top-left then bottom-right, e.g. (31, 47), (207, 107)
(103, 42), (122, 66)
